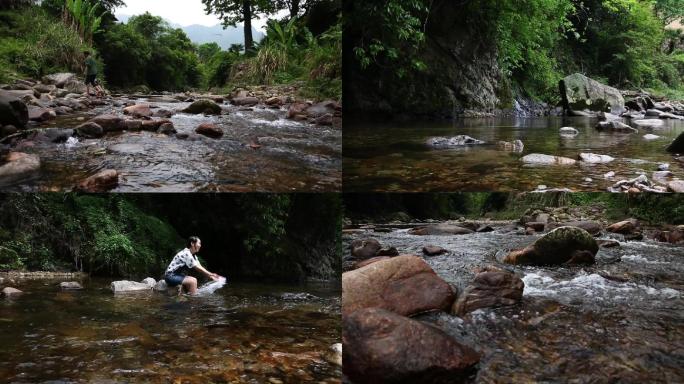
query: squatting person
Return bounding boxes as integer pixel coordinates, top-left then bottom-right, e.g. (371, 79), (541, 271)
(164, 236), (220, 295)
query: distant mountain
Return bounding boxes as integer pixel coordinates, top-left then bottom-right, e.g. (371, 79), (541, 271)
(115, 14), (264, 50)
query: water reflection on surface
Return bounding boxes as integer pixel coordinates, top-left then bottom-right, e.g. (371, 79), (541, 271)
(343, 117), (684, 191)
(0, 278), (341, 383)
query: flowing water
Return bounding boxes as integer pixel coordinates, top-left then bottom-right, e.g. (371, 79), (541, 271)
(4, 96), (341, 192)
(343, 117), (684, 192)
(343, 224), (684, 383)
(0, 277), (341, 383)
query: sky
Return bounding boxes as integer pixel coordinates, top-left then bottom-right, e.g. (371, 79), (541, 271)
(114, 0), (275, 30)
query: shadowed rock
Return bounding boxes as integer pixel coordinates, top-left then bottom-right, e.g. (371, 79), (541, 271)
(0, 91), (29, 128)
(75, 169), (119, 192)
(342, 255), (455, 316)
(350, 238), (382, 259)
(183, 99), (222, 115)
(343, 307), (480, 384)
(452, 268), (524, 316)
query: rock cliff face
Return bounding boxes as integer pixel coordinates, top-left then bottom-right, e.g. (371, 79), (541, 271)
(345, 0), (501, 118)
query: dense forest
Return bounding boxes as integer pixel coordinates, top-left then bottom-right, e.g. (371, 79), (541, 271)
(344, 192), (684, 224)
(0, 0), (341, 99)
(0, 194), (342, 282)
(344, 0), (684, 116)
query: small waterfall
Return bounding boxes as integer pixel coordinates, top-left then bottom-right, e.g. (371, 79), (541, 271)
(196, 276), (227, 295)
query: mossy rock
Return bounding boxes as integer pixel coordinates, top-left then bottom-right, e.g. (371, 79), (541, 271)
(559, 73), (625, 114)
(504, 226), (598, 265)
(0, 246), (23, 270)
(182, 99), (222, 115)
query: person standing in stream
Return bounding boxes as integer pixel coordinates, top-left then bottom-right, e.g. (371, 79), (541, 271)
(165, 236), (221, 295)
(83, 51), (104, 97)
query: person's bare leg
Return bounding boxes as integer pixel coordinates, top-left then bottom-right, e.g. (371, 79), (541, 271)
(182, 276), (198, 295)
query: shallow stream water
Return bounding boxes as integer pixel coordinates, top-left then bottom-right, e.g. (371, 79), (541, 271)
(5, 96), (341, 192)
(344, 117), (684, 192)
(0, 277), (341, 383)
(343, 224), (684, 383)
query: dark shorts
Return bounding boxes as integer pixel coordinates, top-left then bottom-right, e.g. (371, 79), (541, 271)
(85, 74), (97, 85)
(165, 273), (185, 287)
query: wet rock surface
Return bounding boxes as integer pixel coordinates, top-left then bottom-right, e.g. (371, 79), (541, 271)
(0, 278), (340, 383)
(342, 255), (455, 316)
(0, 84), (341, 191)
(452, 268), (524, 316)
(343, 308), (480, 384)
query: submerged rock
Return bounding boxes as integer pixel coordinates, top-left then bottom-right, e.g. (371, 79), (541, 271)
(342, 255), (455, 316)
(503, 226), (598, 265)
(521, 153), (577, 165)
(427, 135), (485, 148)
(183, 99), (222, 115)
(497, 139), (524, 152)
(76, 169), (119, 192)
(559, 73), (625, 115)
(343, 308), (480, 384)
(452, 268), (524, 316)
(0, 152), (40, 183)
(408, 224), (473, 235)
(59, 281), (83, 290)
(111, 280), (153, 293)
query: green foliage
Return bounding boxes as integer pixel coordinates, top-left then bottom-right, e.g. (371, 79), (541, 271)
(63, 0), (105, 44)
(0, 245), (24, 271)
(97, 12), (202, 90)
(0, 195), (182, 278)
(0, 7), (90, 82)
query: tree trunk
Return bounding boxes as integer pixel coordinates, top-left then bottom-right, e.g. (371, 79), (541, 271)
(243, 0), (254, 53)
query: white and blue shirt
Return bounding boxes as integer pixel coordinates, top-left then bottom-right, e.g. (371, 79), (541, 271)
(165, 248), (199, 275)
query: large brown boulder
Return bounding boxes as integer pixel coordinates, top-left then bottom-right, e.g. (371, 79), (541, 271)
(503, 226), (598, 265)
(0, 91), (29, 129)
(343, 308), (480, 384)
(606, 219), (639, 235)
(342, 255), (455, 316)
(408, 224), (474, 236)
(452, 269), (524, 316)
(350, 238), (382, 259)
